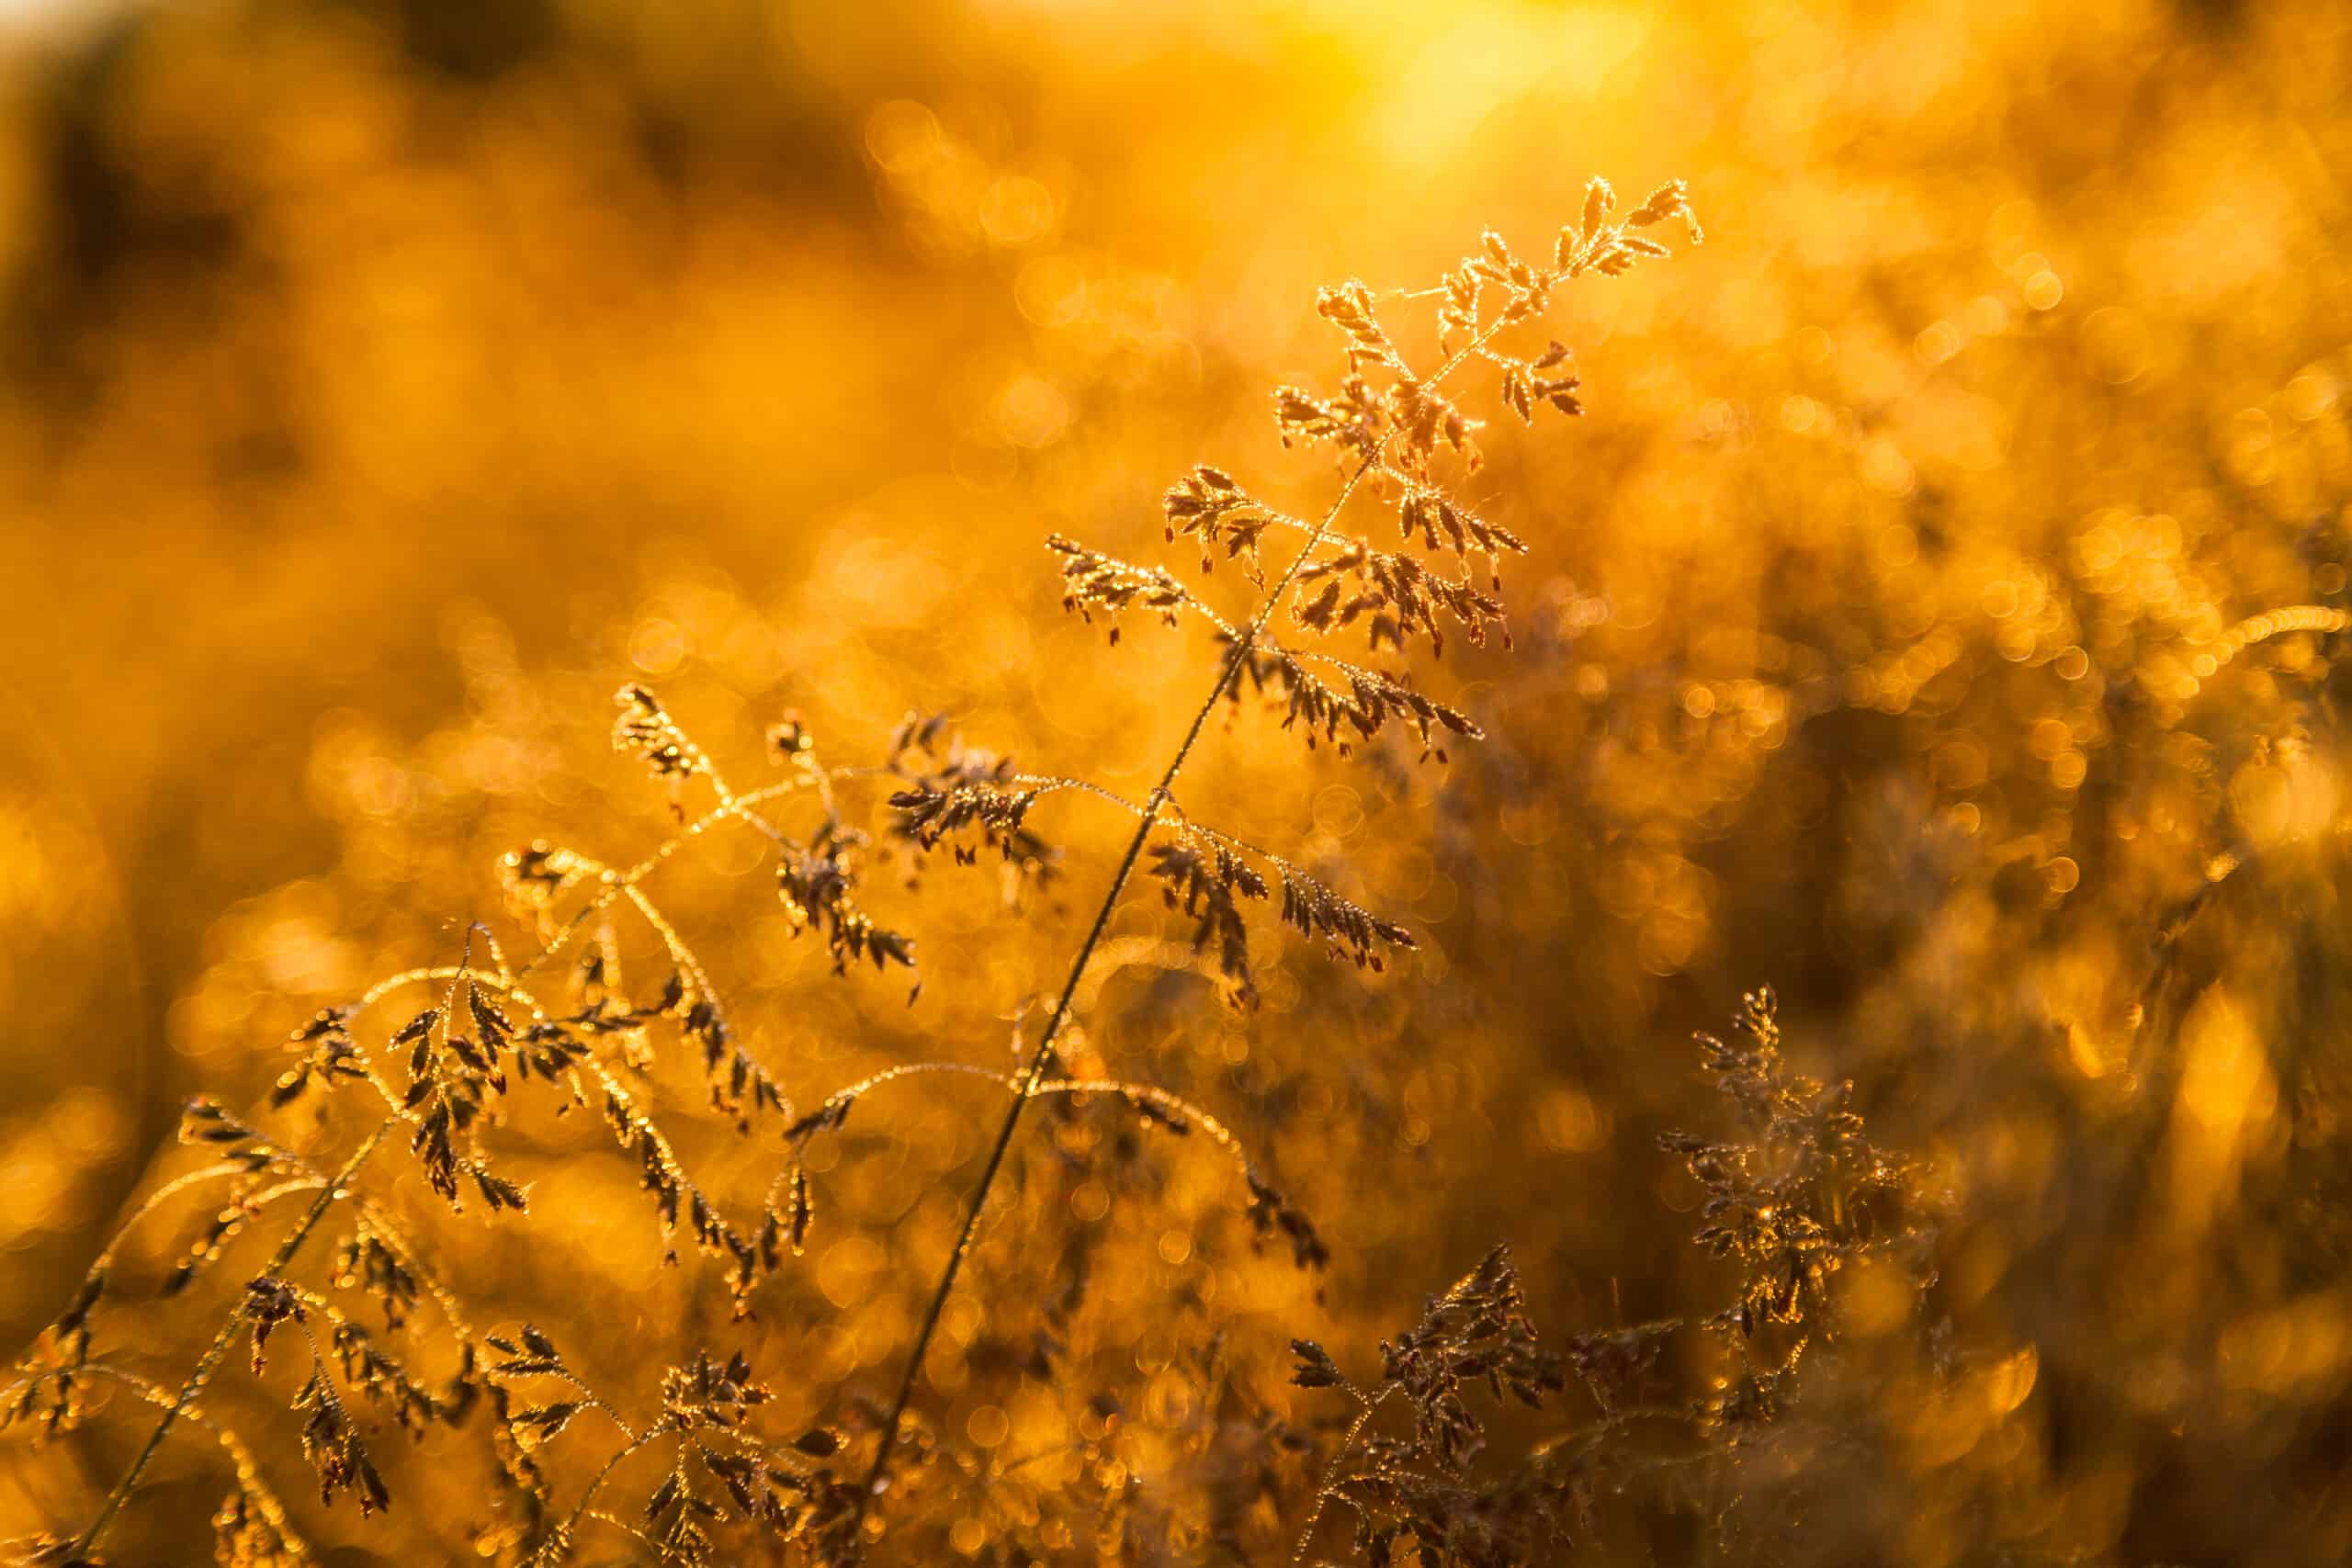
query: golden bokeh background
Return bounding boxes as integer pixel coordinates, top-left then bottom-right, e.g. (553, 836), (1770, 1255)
(4, 0), (2351, 1562)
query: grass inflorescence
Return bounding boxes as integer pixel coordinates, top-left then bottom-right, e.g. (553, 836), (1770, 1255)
(8, 186), (1704, 1566)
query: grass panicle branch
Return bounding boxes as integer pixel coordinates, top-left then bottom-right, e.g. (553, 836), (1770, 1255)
(852, 186), (1699, 1540)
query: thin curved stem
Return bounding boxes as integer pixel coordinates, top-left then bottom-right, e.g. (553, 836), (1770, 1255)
(69, 1364), (315, 1562)
(85, 1162), (263, 1271)
(541, 1424), (674, 1562)
(1292, 1385), (1396, 1563)
(761, 1062), (1277, 1214)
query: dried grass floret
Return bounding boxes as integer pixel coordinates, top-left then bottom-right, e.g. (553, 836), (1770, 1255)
(1658, 987), (1939, 1374)
(1288, 1246), (1565, 1564)
(243, 1279), (393, 1516)
(776, 824), (916, 974)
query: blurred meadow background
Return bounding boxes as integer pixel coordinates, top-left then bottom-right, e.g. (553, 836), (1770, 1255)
(5, 0), (2352, 1562)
